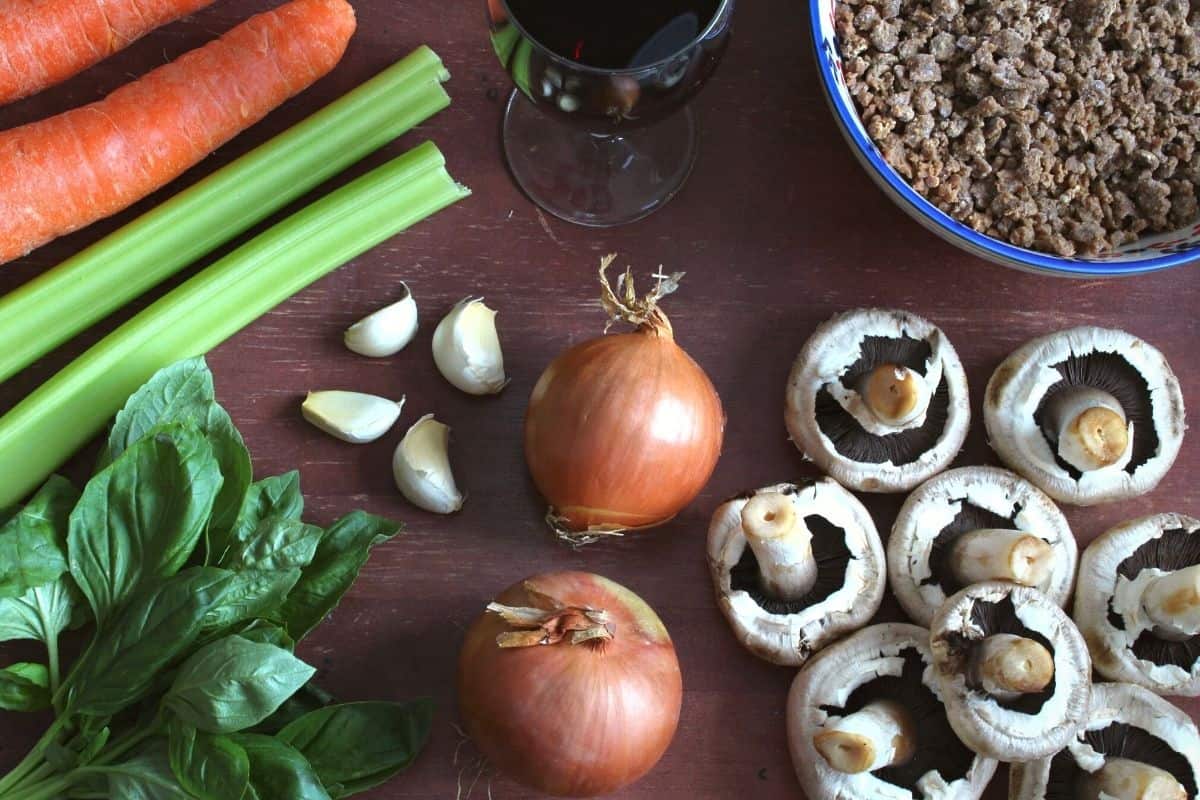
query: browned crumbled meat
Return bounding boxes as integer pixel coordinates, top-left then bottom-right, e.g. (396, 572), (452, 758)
(835, 0), (1200, 256)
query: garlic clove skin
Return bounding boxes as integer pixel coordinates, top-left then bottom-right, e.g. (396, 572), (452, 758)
(393, 414), (464, 514)
(344, 283), (419, 357)
(432, 297), (507, 395)
(302, 391), (405, 444)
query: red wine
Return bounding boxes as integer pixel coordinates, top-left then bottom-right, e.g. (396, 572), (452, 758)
(504, 0), (722, 70)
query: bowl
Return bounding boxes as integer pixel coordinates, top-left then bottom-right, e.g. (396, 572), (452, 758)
(810, 0), (1200, 277)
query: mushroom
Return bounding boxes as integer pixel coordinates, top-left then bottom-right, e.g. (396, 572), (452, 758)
(707, 478), (886, 666)
(787, 623), (997, 800)
(888, 466), (1078, 627)
(929, 582), (1091, 762)
(785, 309), (970, 493)
(1074, 513), (1200, 696)
(984, 327), (1186, 506)
(1009, 682), (1200, 800)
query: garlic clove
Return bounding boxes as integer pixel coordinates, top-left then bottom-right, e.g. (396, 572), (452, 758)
(432, 297), (507, 395)
(302, 391), (404, 444)
(344, 283), (419, 357)
(392, 414), (464, 514)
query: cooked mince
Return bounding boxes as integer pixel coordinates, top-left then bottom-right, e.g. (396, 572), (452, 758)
(835, 0), (1200, 256)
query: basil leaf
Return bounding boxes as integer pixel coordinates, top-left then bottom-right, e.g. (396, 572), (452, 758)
(237, 621), (295, 652)
(200, 569), (300, 638)
(253, 682), (334, 735)
(214, 473), (304, 564)
(64, 567), (234, 717)
(104, 357), (252, 544)
(69, 425), (222, 626)
(223, 517), (323, 573)
(107, 742), (192, 799)
(280, 512), (401, 640)
(167, 716), (250, 800)
(0, 576), (77, 644)
(233, 734), (330, 800)
(0, 662), (50, 711)
(278, 700), (433, 797)
(0, 476), (77, 599)
(165, 635), (315, 734)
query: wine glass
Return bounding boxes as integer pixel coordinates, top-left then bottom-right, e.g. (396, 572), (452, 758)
(487, 0), (735, 227)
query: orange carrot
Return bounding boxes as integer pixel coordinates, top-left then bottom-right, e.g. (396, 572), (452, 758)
(0, 0), (356, 265)
(0, 0), (218, 106)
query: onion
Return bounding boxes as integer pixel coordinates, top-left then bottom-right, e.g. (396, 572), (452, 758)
(457, 571), (683, 797)
(524, 256), (724, 542)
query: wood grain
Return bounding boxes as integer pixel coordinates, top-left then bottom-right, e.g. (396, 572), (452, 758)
(0, 0), (1197, 798)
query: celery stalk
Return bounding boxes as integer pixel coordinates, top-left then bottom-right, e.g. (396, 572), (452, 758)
(0, 141), (469, 508)
(0, 47), (452, 385)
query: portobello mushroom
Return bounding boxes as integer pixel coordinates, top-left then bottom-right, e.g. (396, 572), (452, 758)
(930, 582), (1091, 762)
(1074, 513), (1200, 696)
(984, 327), (1185, 506)
(787, 623), (997, 800)
(1009, 682), (1200, 800)
(888, 466), (1078, 627)
(785, 309), (970, 493)
(707, 478), (886, 666)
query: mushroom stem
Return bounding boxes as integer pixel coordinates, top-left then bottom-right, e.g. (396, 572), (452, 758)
(813, 700), (915, 774)
(949, 529), (1055, 587)
(860, 363), (930, 427)
(969, 633), (1055, 700)
(1079, 758), (1187, 800)
(1043, 386), (1131, 472)
(741, 493), (817, 601)
(1140, 564), (1200, 641)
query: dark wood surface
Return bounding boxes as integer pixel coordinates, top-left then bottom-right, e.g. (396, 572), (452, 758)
(1, 0), (1197, 798)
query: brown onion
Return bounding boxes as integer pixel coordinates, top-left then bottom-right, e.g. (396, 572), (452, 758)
(457, 571), (683, 797)
(524, 256), (724, 541)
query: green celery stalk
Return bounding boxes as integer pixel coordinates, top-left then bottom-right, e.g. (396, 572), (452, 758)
(0, 46), (452, 385)
(0, 142), (469, 508)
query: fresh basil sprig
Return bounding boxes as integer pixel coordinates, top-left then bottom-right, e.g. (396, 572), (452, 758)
(0, 358), (425, 800)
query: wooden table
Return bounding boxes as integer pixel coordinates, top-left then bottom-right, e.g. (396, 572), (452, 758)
(1, 1), (1197, 798)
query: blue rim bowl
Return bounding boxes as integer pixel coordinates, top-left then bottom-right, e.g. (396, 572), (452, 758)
(810, 0), (1200, 277)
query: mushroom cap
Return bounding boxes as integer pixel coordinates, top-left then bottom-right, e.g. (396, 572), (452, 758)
(1009, 682), (1200, 799)
(785, 309), (971, 493)
(984, 326), (1186, 506)
(707, 478), (886, 666)
(929, 582), (1091, 762)
(1074, 513), (1200, 695)
(788, 623), (998, 800)
(888, 466), (1078, 627)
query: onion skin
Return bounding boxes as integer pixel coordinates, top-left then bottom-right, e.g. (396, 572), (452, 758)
(457, 571), (683, 797)
(524, 327), (724, 533)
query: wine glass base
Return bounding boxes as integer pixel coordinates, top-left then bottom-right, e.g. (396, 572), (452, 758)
(502, 90), (699, 228)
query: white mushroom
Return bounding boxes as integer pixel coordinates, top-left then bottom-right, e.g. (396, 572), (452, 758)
(1074, 513), (1200, 696)
(887, 467), (1077, 627)
(785, 309), (970, 493)
(984, 326), (1185, 506)
(929, 582), (1091, 762)
(1009, 682), (1200, 800)
(707, 478), (886, 666)
(788, 623), (998, 800)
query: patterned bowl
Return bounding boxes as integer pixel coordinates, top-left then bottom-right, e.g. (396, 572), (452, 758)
(810, 0), (1200, 277)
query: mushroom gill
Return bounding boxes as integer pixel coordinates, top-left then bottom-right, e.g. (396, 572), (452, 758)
(816, 648), (976, 790)
(1044, 723), (1196, 800)
(815, 335), (951, 466)
(1115, 528), (1200, 667)
(730, 512), (851, 616)
(947, 596), (1058, 714)
(1033, 352), (1157, 478)
(925, 501), (1029, 595)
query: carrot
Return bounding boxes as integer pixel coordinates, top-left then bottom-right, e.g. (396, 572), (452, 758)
(0, 0), (217, 106)
(0, 0), (356, 266)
